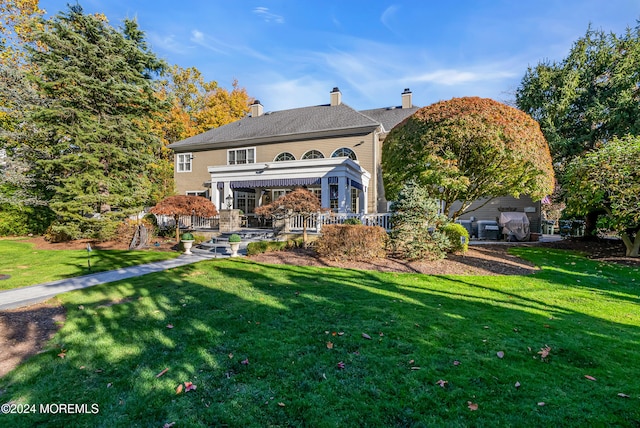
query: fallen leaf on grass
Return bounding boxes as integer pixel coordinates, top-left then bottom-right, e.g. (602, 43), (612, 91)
(338, 332), (344, 336)
(584, 375), (596, 381)
(107, 383), (112, 388)
(362, 333), (372, 340)
(515, 381), (521, 389)
(176, 384), (183, 394)
(337, 361), (345, 369)
(163, 422), (176, 428)
(453, 360), (461, 366)
(278, 402), (285, 407)
(436, 380), (448, 388)
(326, 342), (334, 349)
(184, 382), (197, 392)
(538, 345), (551, 360)
(241, 358), (249, 365)
(467, 401), (478, 411)
(57, 349), (67, 359)
(166, 324), (174, 329)
(408, 359), (415, 365)
(410, 367), (420, 370)
(538, 402), (545, 406)
(618, 393), (630, 398)
(497, 351), (504, 359)
(228, 353), (234, 359)
(156, 368), (169, 378)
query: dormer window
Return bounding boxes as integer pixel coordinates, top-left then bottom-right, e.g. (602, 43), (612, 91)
(301, 150), (324, 160)
(228, 147), (255, 165)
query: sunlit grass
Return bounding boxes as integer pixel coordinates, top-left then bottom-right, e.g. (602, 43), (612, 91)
(0, 239), (179, 290)
(1, 248), (639, 426)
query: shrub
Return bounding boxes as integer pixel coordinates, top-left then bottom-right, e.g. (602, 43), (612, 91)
(440, 223), (469, 254)
(343, 217), (362, 225)
(228, 233), (241, 243)
(389, 180), (450, 260)
(181, 232), (195, 241)
(45, 222), (82, 243)
(316, 224), (388, 261)
(246, 238), (305, 255)
(0, 205), (55, 236)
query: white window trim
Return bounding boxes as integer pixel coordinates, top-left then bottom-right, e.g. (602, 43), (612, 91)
(177, 153), (192, 173)
(227, 147), (256, 165)
(331, 147), (357, 161)
(186, 190), (207, 198)
(273, 151), (296, 162)
(301, 149), (325, 160)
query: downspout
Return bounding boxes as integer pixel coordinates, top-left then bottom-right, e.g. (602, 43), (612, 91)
(373, 126), (384, 213)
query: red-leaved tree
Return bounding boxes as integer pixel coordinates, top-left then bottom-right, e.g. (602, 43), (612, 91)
(149, 195), (218, 242)
(254, 188), (324, 246)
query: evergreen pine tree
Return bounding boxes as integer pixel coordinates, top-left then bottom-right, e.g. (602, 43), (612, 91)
(24, 5), (167, 239)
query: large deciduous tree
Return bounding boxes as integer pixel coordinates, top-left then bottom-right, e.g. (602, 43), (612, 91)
(382, 97), (555, 219)
(516, 24), (640, 164)
(0, 0), (44, 67)
(23, 5), (167, 240)
(564, 135), (640, 257)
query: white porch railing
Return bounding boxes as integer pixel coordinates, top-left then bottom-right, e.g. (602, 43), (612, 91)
(288, 213), (392, 232)
(155, 214), (220, 230)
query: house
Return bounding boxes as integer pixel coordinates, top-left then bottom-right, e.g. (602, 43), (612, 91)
(168, 87), (419, 218)
(168, 87), (545, 235)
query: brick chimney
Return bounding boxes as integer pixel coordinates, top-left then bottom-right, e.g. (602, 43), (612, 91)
(330, 87), (342, 106)
(250, 100), (263, 117)
(401, 88), (412, 109)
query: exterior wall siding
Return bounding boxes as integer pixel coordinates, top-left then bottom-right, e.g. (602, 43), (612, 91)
(450, 195), (542, 233)
(174, 132), (380, 212)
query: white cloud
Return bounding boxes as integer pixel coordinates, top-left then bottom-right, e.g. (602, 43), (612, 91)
(411, 69), (517, 86)
(380, 5), (399, 31)
(253, 7), (285, 24)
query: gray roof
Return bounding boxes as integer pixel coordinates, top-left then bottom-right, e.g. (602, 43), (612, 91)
(168, 102), (419, 152)
(359, 105), (420, 132)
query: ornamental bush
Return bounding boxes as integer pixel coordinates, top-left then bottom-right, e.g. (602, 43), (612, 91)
(316, 224), (388, 261)
(440, 222), (470, 254)
(390, 180), (450, 260)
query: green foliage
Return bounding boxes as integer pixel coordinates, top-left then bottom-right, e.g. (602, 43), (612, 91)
(316, 224), (388, 261)
(382, 97), (554, 219)
(564, 135), (640, 256)
(180, 232), (194, 241)
(228, 233), (241, 243)
(389, 180), (450, 260)
(440, 222), (470, 254)
(18, 5), (168, 240)
(0, 204), (55, 236)
(343, 217), (362, 225)
(516, 24), (640, 165)
(245, 238), (304, 255)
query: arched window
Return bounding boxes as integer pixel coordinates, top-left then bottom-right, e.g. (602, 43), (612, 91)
(301, 150), (325, 160)
(274, 152), (295, 162)
(331, 147), (357, 161)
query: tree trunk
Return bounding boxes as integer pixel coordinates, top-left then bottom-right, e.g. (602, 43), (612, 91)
(583, 210), (603, 239)
(621, 232), (640, 257)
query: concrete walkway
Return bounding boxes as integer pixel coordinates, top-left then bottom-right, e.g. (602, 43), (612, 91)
(0, 242), (246, 311)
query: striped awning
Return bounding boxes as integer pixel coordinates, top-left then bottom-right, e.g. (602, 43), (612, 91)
(217, 177), (321, 189)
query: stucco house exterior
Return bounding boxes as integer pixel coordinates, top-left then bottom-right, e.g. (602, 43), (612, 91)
(168, 87), (418, 219)
(168, 87), (545, 235)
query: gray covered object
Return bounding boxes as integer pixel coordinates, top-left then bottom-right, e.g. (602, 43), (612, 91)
(499, 212), (530, 241)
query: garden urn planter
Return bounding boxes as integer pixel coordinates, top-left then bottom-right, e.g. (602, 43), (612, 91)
(181, 240), (195, 255)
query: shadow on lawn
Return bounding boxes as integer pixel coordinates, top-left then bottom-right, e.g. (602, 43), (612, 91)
(1, 255), (639, 426)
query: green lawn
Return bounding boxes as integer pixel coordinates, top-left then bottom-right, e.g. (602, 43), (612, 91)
(1, 247), (639, 427)
(0, 239), (180, 290)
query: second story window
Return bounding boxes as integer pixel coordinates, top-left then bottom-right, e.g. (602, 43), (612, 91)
(228, 147), (255, 165)
(301, 149), (324, 160)
(177, 153), (192, 172)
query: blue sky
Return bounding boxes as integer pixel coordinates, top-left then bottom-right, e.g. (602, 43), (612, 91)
(39, 1), (640, 111)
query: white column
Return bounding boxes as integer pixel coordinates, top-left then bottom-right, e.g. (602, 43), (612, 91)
(211, 181), (220, 210)
(321, 176), (330, 209)
(359, 187), (368, 214)
(338, 177), (348, 213)
(222, 182), (232, 209)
